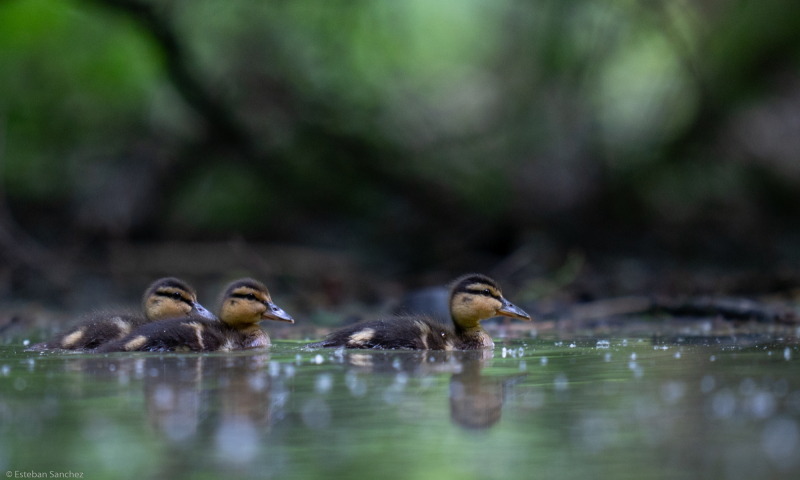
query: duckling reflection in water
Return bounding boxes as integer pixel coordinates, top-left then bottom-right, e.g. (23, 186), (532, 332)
(30, 277), (216, 351)
(143, 355), (273, 444)
(96, 279), (293, 353)
(307, 274), (530, 350)
(449, 354), (527, 429)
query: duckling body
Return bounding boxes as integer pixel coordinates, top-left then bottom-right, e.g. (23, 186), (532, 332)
(96, 278), (293, 353)
(307, 316), (491, 350)
(307, 274), (530, 351)
(95, 318), (268, 352)
(29, 278), (216, 351)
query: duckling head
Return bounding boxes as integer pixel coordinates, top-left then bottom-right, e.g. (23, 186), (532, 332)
(218, 278), (294, 327)
(448, 274), (530, 329)
(142, 277), (217, 321)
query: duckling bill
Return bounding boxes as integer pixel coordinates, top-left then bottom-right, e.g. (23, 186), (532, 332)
(307, 274), (530, 350)
(96, 278), (293, 353)
(29, 277), (216, 351)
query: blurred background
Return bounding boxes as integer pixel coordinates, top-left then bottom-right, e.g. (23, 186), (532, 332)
(2, 0), (800, 330)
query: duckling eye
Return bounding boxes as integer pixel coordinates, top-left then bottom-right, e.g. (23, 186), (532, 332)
(246, 293), (257, 301)
(172, 292), (182, 300)
(483, 289), (491, 296)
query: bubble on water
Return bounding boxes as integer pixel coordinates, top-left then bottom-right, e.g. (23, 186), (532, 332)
(554, 373), (568, 390)
(108, 364), (115, 372)
(762, 417), (799, 468)
(1, 365), (10, 376)
(13, 378), (27, 391)
(314, 355), (324, 365)
(519, 361), (527, 371)
(216, 417), (259, 463)
(392, 358), (402, 370)
(283, 364), (295, 378)
(622, 339), (628, 346)
(26, 358), (35, 371)
(345, 370), (367, 397)
(674, 352), (681, 359)
(701, 375), (715, 393)
(269, 361), (281, 377)
(712, 390), (736, 418)
(518, 347), (524, 356)
(751, 392), (777, 419)
(554, 342), (562, 346)
(661, 345), (669, 350)
(740, 378), (757, 396)
(334, 347), (345, 358)
(248, 373), (268, 392)
(661, 381), (687, 404)
(153, 384), (174, 410)
(596, 340), (610, 349)
(630, 353), (637, 360)
(785, 348), (792, 361)
(569, 343), (576, 348)
(315, 373), (333, 394)
(420, 376), (435, 389)
(301, 399), (331, 429)
(295, 354), (302, 365)
(502, 347), (508, 358)
(604, 353), (611, 362)
(540, 357), (548, 366)
(710, 356), (716, 362)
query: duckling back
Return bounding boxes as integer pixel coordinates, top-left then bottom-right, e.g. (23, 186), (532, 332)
(307, 316), (464, 350)
(29, 312), (148, 351)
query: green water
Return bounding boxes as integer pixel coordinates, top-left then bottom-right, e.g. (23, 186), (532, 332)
(1, 332), (799, 480)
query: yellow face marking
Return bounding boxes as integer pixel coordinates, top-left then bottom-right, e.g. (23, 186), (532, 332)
(450, 290), (504, 328)
(184, 322), (205, 350)
(61, 328), (85, 348)
(111, 317), (131, 336)
(125, 336), (148, 351)
(348, 328), (375, 346)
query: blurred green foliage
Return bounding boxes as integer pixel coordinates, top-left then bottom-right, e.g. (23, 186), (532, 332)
(1, 0), (799, 266)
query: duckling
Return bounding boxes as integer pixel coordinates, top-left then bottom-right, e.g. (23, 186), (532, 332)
(307, 274), (530, 350)
(30, 277), (216, 351)
(95, 278), (293, 353)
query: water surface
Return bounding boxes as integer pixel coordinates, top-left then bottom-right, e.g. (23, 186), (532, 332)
(1, 330), (799, 479)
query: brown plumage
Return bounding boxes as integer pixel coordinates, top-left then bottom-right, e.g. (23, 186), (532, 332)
(95, 278), (294, 353)
(306, 274), (530, 350)
(29, 278), (216, 351)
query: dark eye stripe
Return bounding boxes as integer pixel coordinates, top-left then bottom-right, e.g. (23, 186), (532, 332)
(155, 291), (192, 305)
(231, 293), (259, 300)
(465, 288), (500, 299)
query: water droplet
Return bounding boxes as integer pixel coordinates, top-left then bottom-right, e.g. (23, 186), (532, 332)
(751, 392), (777, 418)
(519, 361), (527, 371)
(283, 364), (295, 378)
(314, 354), (324, 365)
(569, 343), (576, 348)
(295, 354), (302, 365)
(674, 352), (681, 359)
(315, 373), (333, 394)
(604, 353), (611, 362)
(22, 339), (30, 346)
(596, 340), (610, 349)
(269, 361), (281, 377)
(554, 373), (568, 390)
(785, 348), (792, 361)
(711, 390), (736, 418)
(630, 353), (637, 360)
(710, 355), (716, 362)
(108, 364), (116, 372)
(1, 365), (9, 376)
(701, 375), (715, 393)
(540, 357), (548, 366)
(502, 347), (508, 358)
(762, 417), (799, 466)
(622, 339), (628, 346)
